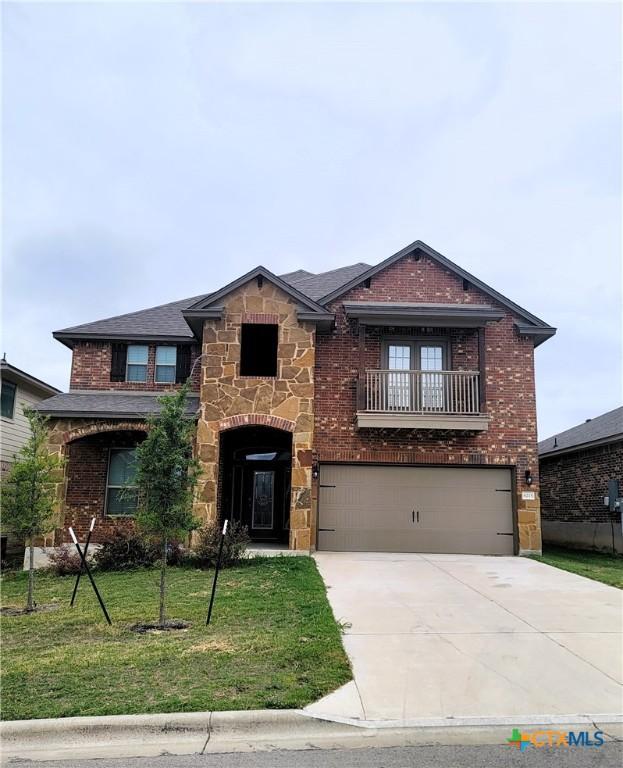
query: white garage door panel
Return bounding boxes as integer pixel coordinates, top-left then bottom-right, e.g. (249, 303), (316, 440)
(318, 465), (514, 555)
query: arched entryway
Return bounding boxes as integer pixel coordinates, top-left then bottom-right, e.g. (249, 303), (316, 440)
(219, 426), (292, 544)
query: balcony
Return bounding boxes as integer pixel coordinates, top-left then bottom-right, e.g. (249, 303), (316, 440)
(356, 369), (489, 431)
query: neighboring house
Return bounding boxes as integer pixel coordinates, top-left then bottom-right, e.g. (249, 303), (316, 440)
(1, 357), (61, 559)
(539, 407), (623, 554)
(37, 240), (556, 555)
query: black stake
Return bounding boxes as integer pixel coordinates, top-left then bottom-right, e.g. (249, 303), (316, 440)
(69, 527), (112, 625)
(206, 519), (228, 626)
(70, 517), (95, 607)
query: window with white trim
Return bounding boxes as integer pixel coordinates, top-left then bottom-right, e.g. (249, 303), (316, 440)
(155, 346), (177, 383)
(106, 449), (138, 516)
(126, 345), (148, 382)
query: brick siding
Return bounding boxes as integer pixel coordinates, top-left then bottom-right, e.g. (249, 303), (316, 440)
(540, 441), (623, 523)
(314, 253), (541, 551)
(69, 341), (201, 391)
(56, 430), (146, 544)
(315, 254), (538, 472)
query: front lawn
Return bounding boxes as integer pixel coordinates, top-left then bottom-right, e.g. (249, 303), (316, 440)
(1, 557), (351, 721)
(531, 546), (623, 589)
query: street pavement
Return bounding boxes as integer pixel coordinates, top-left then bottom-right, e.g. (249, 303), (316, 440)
(7, 742), (623, 767)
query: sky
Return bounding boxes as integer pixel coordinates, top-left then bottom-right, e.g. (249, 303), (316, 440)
(2, 1), (621, 439)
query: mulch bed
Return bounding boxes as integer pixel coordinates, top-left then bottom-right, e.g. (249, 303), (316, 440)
(129, 620), (191, 634)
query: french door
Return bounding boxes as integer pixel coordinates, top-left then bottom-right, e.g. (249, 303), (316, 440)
(386, 341), (447, 411)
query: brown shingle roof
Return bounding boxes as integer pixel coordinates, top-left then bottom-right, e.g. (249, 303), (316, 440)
(53, 264), (369, 343)
(36, 392), (200, 419)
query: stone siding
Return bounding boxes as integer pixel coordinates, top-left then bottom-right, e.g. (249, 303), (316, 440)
(194, 281), (315, 550)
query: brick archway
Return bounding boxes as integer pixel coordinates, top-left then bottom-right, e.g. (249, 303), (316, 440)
(218, 414), (296, 433)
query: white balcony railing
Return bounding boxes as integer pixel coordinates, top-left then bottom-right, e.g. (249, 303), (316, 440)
(360, 369), (481, 415)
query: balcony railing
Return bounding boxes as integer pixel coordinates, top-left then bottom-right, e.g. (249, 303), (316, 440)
(360, 369), (481, 415)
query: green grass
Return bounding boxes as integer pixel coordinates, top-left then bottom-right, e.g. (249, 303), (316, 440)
(0, 557), (351, 721)
(530, 546), (623, 589)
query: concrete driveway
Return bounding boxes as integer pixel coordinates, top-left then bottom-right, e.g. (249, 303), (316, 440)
(306, 553), (623, 725)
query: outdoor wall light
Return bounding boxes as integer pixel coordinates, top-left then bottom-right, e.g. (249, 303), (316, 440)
(312, 462), (319, 481)
(525, 469), (533, 486)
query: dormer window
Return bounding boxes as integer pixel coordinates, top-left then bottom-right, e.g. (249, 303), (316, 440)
(126, 345), (148, 382)
(155, 346), (177, 383)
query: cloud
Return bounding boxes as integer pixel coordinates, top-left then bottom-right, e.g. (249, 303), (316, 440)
(2, 1), (620, 436)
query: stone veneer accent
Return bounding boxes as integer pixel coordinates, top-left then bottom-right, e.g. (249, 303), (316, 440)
(194, 281), (315, 550)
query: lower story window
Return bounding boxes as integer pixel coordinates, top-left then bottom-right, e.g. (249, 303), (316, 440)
(106, 448), (138, 516)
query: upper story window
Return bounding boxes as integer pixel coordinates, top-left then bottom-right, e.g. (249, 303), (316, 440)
(109, 342), (192, 384)
(106, 448), (138, 516)
(126, 345), (149, 382)
(240, 324), (278, 377)
(384, 339), (448, 371)
(155, 346), (176, 383)
(1, 380), (16, 419)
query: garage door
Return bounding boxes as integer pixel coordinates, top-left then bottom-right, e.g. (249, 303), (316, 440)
(317, 465), (514, 555)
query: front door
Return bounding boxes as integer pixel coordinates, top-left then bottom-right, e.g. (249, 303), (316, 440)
(240, 463), (289, 542)
(251, 470), (275, 532)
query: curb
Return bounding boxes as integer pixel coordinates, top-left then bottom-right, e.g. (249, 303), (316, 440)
(2, 709), (622, 763)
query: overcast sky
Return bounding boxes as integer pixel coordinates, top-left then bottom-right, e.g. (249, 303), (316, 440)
(2, 1), (621, 439)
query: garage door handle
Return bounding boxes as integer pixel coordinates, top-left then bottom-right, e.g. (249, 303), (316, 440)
(318, 528), (335, 532)
(497, 532), (514, 536)
(412, 510), (415, 523)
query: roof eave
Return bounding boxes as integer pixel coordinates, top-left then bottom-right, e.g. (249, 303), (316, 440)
(297, 311), (335, 330)
(53, 331), (197, 348)
(0, 362), (61, 396)
(180, 308), (224, 339)
(36, 409), (199, 419)
(515, 323), (557, 347)
(539, 433), (623, 458)
(343, 302), (505, 327)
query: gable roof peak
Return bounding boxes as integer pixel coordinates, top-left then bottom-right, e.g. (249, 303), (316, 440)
(318, 239), (556, 344)
(186, 264), (329, 314)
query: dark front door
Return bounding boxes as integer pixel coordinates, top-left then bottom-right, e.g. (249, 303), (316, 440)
(240, 463), (289, 542)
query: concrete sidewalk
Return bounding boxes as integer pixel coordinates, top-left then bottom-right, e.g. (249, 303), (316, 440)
(307, 553), (623, 724)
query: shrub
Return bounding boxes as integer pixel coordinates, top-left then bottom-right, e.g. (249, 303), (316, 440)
(193, 520), (250, 568)
(93, 530), (157, 572)
(92, 530), (188, 572)
(46, 545), (84, 576)
(163, 539), (186, 567)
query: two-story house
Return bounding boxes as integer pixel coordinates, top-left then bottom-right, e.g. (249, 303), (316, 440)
(37, 240), (555, 554)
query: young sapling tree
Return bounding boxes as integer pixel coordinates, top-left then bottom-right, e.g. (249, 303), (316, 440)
(133, 383), (200, 626)
(1, 408), (64, 611)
